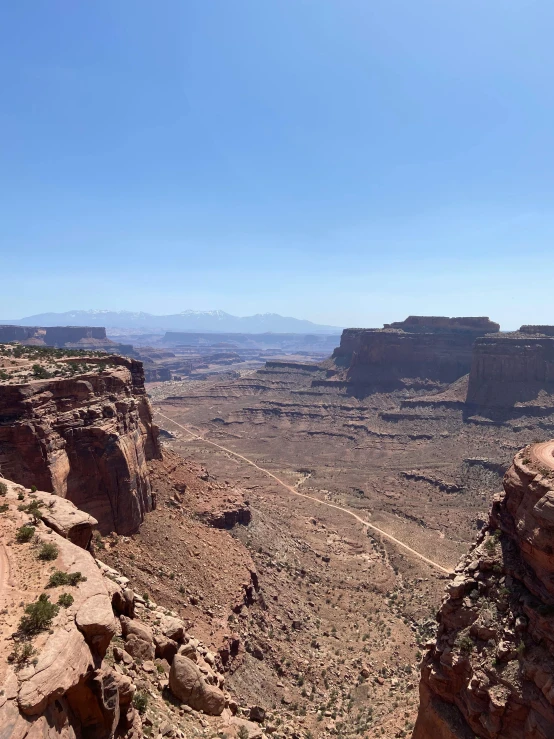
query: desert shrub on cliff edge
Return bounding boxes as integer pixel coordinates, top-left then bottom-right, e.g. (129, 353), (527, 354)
(16, 525), (35, 543)
(37, 542), (59, 561)
(19, 593), (59, 634)
(0, 481), (7, 496)
(47, 570), (87, 588)
(57, 593), (74, 608)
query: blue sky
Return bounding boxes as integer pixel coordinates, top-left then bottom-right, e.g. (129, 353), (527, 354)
(1, 1), (554, 329)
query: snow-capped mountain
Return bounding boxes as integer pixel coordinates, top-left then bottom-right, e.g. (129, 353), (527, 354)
(0, 310), (341, 334)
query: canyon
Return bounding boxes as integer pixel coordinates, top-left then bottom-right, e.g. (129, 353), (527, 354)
(3, 316), (554, 737)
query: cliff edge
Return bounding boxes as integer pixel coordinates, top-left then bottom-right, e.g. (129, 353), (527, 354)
(413, 440), (554, 739)
(0, 349), (161, 534)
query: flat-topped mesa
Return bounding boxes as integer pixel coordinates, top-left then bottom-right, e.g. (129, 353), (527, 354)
(332, 317), (499, 388)
(520, 325), (554, 337)
(0, 324), (136, 355)
(385, 316), (500, 334)
(466, 331), (554, 410)
(413, 441), (554, 739)
(0, 355), (161, 534)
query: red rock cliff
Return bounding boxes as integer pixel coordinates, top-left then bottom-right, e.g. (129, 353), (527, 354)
(332, 317), (499, 387)
(466, 332), (554, 410)
(0, 356), (161, 534)
(413, 441), (554, 739)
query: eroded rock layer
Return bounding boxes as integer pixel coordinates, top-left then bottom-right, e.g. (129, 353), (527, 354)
(466, 332), (554, 411)
(0, 356), (161, 534)
(413, 441), (554, 739)
(332, 316), (499, 388)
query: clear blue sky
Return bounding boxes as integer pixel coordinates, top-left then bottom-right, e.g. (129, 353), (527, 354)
(1, 1), (554, 329)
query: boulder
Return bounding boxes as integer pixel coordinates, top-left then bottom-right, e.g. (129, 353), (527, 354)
(120, 616), (153, 643)
(169, 655), (225, 715)
(155, 635), (179, 663)
(34, 491), (98, 549)
(161, 615), (186, 642)
(124, 634), (155, 662)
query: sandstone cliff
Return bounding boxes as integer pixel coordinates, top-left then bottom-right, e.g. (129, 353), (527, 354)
(466, 331), (554, 412)
(332, 316), (499, 389)
(0, 355), (161, 534)
(413, 440), (554, 739)
(0, 479), (131, 738)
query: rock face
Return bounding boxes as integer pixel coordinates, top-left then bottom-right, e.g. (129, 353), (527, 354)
(0, 355), (161, 534)
(466, 330), (554, 411)
(413, 440), (554, 739)
(0, 481), (127, 738)
(332, 317), (499, 389)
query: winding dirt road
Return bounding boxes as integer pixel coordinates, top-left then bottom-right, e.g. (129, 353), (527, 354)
(154, 410), (453, 575)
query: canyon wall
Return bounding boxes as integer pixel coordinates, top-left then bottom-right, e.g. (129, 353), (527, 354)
(466, 331), (554, 410)
(0, 356), (161, 534)
(413, 441), (554, 739)
(44, 325), (108, 345)
(332, 317), (499, 387)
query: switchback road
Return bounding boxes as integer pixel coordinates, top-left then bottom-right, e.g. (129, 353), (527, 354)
(154, 410), (453, 575)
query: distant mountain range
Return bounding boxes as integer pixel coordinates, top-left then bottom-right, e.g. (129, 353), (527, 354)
(0, 310), (341, 334)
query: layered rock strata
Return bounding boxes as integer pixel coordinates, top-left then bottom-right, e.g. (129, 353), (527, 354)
(466, 331), (554, 411)
(413, 440), (554, 739)
(0, 356), (161, 534)
(332, 316), (499, 388)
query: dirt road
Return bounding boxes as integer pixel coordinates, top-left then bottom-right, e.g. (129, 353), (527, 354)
(154, 410), (453, 575)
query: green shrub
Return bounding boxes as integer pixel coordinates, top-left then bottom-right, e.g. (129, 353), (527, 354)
(238, 727), (250, 739)
(30, 485), (37, 493)
(24, 500), (43, 524)
(0, 503), (9, 513)
(16, 525), (35, 543)
(19, 594), (59, 634)
(11, 641), (37, 666)
(132, 691), (148, 714)
(47, 570), (87, 588)
(0, 481), (7, 496)
(37, 542), (59, 561)
(17, 492), (24, 501)
(57, 593), (74, 608)
(32, 365), (51, 379)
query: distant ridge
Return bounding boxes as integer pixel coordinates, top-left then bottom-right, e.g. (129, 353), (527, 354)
(0, 309), (341, 334)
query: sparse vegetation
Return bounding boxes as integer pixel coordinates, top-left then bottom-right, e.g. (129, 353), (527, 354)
(16, 525), (35, 543)
(132, 691), (148, 714)
(57, 593), (74, 608)
(37, 542), (59, 561)
(19, 594), (59, 634)
(0, 482), (7, 496)
(10, 641), (37, 667)
(46, 570), (87, 588)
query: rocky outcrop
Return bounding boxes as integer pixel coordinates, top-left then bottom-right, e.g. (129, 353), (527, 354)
(413, 441), (554, 739)
(34, 489), (97, 549)
(466, 331), (554, 412)
(332, 317), (499, 389)
(0, 356), (161, 534)
(0, 481), (131, 738)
